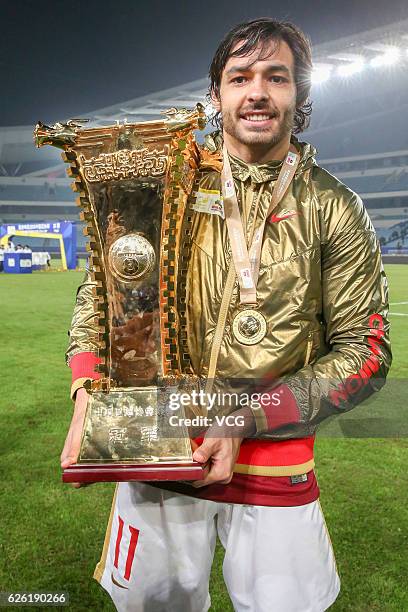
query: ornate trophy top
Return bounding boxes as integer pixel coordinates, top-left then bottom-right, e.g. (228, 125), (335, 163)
(34, 103), (206, 150)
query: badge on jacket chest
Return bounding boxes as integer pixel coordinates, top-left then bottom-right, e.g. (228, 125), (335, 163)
(192, 188), (225, 219)
(232, 309), (267, 345)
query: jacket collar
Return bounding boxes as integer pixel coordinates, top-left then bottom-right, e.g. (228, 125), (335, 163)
(202, 130), (317, 183)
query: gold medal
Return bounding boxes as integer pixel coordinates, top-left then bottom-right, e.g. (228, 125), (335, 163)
(232, 309), (267, 345)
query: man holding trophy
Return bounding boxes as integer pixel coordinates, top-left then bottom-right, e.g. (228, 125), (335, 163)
(40, 17), (390, 612)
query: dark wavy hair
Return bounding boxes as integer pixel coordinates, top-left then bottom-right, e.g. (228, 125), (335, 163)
(208, 18), (313, 134)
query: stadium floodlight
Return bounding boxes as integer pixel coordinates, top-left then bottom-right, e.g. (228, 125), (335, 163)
(336, 59), (365, 77)
(370, 46), (401, 67)
(311, 63), (333, 84)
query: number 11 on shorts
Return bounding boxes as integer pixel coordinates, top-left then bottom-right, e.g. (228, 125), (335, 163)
(114, 516), (140, 581)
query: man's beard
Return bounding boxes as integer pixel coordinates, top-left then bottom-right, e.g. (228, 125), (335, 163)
(221, 105), (295, 150)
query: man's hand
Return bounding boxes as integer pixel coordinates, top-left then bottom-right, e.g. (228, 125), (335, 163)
(60, 387), (89, 488)
(191, 435), (243, 488)
(190, 407), (256, 488)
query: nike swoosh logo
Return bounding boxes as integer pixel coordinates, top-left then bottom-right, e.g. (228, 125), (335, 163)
(111, 572), (129, 589)
(268, 212), (298, 223)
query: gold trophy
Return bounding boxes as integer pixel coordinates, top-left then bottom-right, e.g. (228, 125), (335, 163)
(34, 106), (206, 483)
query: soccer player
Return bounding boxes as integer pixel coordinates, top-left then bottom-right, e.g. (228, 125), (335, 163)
(61, 18), (391, 611)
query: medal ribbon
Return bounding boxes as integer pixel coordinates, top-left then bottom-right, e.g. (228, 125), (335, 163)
(222, 144), (299, 305)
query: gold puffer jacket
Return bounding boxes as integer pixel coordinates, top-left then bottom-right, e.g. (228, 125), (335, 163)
(66, 131), (391, 440)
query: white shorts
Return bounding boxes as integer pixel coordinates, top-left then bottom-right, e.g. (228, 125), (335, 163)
(94, 482), (340, 612)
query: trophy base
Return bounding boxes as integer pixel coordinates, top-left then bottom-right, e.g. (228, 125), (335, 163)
(62, 462), (204, 483)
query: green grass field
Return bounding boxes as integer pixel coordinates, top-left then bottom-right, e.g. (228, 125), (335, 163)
(0, 265), (407, 611)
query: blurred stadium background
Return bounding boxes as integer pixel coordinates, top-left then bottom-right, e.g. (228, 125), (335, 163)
(1, 18), (407, 612)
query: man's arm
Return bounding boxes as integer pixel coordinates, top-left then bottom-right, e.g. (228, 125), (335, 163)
(251, 190), (392, 435)
(65, 268), (101, 399)
(61, 269), (100, 479)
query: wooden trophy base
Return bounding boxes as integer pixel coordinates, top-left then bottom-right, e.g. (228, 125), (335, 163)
(62, 462), (204, 483)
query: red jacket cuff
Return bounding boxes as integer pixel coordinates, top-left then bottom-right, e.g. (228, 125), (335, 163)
(70, 351), (101, 383)
(252, 384), (300, 433)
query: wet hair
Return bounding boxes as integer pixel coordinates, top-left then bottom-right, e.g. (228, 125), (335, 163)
(208, 18), (313, 133)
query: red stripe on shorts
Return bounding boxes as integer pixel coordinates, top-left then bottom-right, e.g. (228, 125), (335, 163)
(114, 516), (124, 568)
(124, 526), (140, 580)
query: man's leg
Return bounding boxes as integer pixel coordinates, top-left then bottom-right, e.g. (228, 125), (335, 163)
(218, 499), (340, 612)
(95, 483), (218, 612)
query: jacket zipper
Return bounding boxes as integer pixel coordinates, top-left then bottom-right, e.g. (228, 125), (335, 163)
(304, 332), (313, 366)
